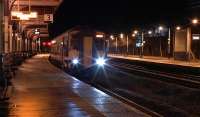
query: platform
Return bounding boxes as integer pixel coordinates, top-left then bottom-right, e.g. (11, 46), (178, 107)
(0, 54), (149, 117)
(109, 54), (200, 68)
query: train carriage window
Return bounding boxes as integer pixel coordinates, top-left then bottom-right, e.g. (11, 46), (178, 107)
(95, 39), (104, 51)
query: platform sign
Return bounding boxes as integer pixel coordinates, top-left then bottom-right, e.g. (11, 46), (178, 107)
(44, 14), (53, 22)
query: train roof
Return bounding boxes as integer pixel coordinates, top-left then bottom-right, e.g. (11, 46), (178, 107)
(52, 26), (105, 41)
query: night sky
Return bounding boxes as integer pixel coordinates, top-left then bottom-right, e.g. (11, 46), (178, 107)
(49, 0), (195, 38)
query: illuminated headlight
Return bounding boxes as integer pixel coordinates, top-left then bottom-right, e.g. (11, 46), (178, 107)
(72, 59), (79, 65)
(96, 58), (106, 66)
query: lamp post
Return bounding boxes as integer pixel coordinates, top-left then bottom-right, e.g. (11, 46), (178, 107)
(167, 28), (171, 59)
(141, 32), (144, 58)
(116, 37), (118, 54)
(158, 26), (163, 57)
(126, 35), (129, 54)
(120, 33), (124, 55)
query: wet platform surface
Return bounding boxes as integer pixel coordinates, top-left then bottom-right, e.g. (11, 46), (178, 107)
(109, 54), (200, 68)
(0, 54), (149, 117)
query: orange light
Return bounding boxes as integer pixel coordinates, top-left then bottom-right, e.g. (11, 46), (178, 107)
(192, 19), (198, 24)
(134, 30), (138, 34)
(176, 26), (181, 30)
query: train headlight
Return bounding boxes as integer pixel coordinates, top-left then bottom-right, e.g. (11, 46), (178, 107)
(96, 58), (106, 66)
(72, 59), (79, 65)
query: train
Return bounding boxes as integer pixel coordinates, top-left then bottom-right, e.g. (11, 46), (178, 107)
(49, 26), (108, 72)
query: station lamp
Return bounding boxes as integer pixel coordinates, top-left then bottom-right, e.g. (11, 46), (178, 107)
(148, 31), (152, 35)
(158, 26), (163, 31)
(132, 34), (136, 37)
(134, 30), (138, 34)
(51, 40), (56, 44)
(96, 34), (104, 38)
(120, 33), (124, 39)
(192, 19), (198, 24)
(176, 26), (181, 30)
(110, 35), (114, 40)
(11, 11), (38, 20)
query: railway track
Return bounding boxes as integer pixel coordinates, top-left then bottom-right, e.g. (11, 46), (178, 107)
(94, 84), (163, 117)
(108, 61), (200, 89)
(50, 59), (200, 116)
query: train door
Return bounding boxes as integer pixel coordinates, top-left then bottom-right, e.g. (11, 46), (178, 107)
(83, 36), (93, 68)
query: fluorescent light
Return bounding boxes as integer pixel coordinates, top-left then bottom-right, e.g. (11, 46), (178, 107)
(29, 12), (38, 18)
(96, 35), (104, 38)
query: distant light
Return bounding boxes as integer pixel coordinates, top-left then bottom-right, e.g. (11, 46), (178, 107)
(72, 59), (79, 65)
(51, 40), (56, 44)
(120, 33), (124, 39)
(110, 35), (114, 40)
(96, 34), (104, 38)
(176, 26), (181, 30)
(192, 19), (198, 24)
(159, 26), (163, 31)
(192, 34), (200, 40)
(132, 34), (136, 37)
(148, 31), (152, 34)
(134, 30), (138, 34)
(193, 36), (200, 40)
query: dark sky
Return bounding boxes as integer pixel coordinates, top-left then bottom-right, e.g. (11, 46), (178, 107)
(49, 0), (193, 38)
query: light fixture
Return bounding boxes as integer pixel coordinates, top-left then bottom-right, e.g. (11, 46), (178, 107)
(51, 40), (56, 44)
(148, 31), (152, 34)
(159, 26), (163, 31)
(120, 33), (124, 39)
(192, 19), (198, 24)
(96, 58), (106, 66)
(11, 11), (23, 17)
(132, 34), (136, 37)
(28, 12), (38, 18)
(72, 59), (79, 65)
(110, 35), (114, 40)
(176, 26), (181, 30)
(134, 30), (138, 34)
(11, 11), (38, 20)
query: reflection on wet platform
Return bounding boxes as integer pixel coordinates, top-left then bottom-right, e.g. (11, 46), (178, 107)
(0, 54), (149, 117)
